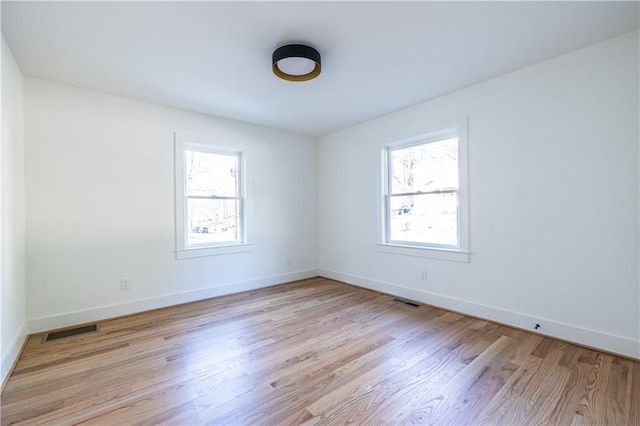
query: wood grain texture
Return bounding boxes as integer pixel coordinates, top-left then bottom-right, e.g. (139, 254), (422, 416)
(1, 277), (638, 425)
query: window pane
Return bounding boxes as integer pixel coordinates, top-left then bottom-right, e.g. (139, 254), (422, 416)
(390, 137), (458, 194)
(186, 150), (238, 197)
(187, 198), (239, 244)
(389, 193), (458, 246)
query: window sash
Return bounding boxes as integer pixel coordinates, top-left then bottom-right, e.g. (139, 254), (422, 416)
(180, 141), (245, 249)
(385, 191), (460, 248)
(384, 137), (461, 250)
(186, 197), (242, 246)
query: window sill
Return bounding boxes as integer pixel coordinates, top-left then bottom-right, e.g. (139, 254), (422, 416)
(376, 243), (469, 263)
(175, 242), (254, 259)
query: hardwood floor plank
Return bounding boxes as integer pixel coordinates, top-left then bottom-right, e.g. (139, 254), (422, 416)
(208, 320), (478, 424)
(1, 278), (637, 425)
(76, 382), (201, 425)
(574, 354), (612, 423)
(308, 334), (491, 424)
(405, 335), (516, 425)
(546, 356), (594, 425)
(474, 354), (542, 425)
(629, 358), (640, 425)
(521, 364), (571, 424)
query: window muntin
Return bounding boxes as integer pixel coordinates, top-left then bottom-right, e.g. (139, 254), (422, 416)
(385, 135), (461, 249)
(181, 143), (244, 247)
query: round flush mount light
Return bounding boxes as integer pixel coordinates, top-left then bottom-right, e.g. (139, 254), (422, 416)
(272, 44), (321, 82)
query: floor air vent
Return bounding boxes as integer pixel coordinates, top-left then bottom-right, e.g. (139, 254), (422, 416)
(43, 324), (99, 342)
(392, 298), (421, 308)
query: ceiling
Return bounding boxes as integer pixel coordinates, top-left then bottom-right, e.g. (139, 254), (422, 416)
(2, 1), (639, 137)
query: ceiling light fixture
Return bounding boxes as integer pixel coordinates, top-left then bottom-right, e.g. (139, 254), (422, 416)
(272, 44), (321, 82)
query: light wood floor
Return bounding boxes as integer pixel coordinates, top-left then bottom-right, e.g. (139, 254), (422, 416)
(1, 277), (638, 425)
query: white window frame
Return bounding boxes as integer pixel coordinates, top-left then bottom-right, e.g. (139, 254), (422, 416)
(378, 117), (469, 262)
(174, 134), (252, 259)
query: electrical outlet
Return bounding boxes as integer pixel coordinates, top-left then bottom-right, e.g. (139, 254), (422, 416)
(420, 270), (428, 281)
(286, 256), (291, 266)
(120, 277), (131, 291)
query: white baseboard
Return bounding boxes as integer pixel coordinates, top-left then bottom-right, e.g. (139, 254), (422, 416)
(1, 321), (28, 387)
(24, 267), (640, 359)
(28, 269), (318, 334)
(319, 268), (640, 359)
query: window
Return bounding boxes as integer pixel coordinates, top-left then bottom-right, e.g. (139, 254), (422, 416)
(381, 118), (468, 260)
(175, 136), (250, 259)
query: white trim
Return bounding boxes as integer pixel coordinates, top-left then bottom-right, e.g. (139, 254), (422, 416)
(318, 268), (640, 359)
(376, 243), (469, 262)
(380, 116), (469, 255)
(174, 134), (248, 255)
(1, 321), (28, 386)
(28, 269), (318, 333)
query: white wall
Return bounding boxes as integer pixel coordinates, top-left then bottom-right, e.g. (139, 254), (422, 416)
(1, 36), (27, 384)
(318, 31), (640, 358)
(24, 78), (318, 331)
